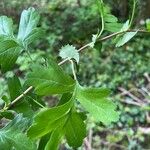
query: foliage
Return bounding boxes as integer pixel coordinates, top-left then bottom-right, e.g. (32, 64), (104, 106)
(0, 0), (149, 149)
(0, 114), (36, 150)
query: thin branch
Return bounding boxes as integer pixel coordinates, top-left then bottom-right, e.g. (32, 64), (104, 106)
(100, 140), (126, 149)
(119, 99), (142, 107)
(69, 60), (77, 80)
(5, 29), (149, 110)
(6, 86), (33, 109)
(100, 29), (149, 42)
(118, 87), (145, 104)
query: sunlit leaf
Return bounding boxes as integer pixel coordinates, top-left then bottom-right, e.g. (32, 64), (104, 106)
(116, 31), (138, 47)
(17, 7), (40, 46)
(76, 85), (119, 125)
(26, 59), (75, 95)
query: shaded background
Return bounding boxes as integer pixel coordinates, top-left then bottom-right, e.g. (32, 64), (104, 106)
(0, 0), (150, 149)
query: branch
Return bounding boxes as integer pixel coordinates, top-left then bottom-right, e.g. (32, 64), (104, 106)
(6, 29), (149, 109)
(118, 87), (144, 104)
(6, 86), (33, 109)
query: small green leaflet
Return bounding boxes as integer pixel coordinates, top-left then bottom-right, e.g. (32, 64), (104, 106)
(59, 44), (79, 63)
(76, 85), (119, 125)
(26, 59), (75, 95)
(0, 114), (36, 150)
(120, 20), (130, 32)
(17, 7), (41, 46)
(115, 20), (138, 47)
(116, 31), (138, 47)
(64, 112), (86, 148)
(103, 5), (122, 32)
(7, 76), (22, 100)
(0, 40), (21, 72)
(0, 16), (14, 38)
(23, 28), (44, 45)
(146, 19), (150, 31)
(0, 110), (14, 120)
(0, 7), (42, 72)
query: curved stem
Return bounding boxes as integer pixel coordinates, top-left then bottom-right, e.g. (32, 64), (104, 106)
(129, 0), (136, 27)
(96, 0), (104, 37)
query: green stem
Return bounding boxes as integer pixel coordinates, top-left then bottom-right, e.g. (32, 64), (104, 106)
(96, 0), (105, 37)
(27, 96), (45, 108)
(129, 0), (136, 27)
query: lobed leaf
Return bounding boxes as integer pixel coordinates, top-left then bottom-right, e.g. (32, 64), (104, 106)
(0, 40), (21, 72)
(26, 59), (75, 95)
(102, 4), (122, 32)
(64, 112), (86, 148)
(17, 7), (40, 46)
(59, 44), (79, 63)
(76, 85), (119, 125)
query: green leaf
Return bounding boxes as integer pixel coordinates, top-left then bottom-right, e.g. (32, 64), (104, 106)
(58, 93), (72, 106)
(24, 28), (44, 45)
(120, 20), (130, 31)
(0, 40), (21, 72)
(27, 98), (73, 139)
(1, 95), (10, 106)
(7, 76), (34, 117)
(65, 112), (86, 148)
(59, 44), (79, 63)
(17, 7), (40, 46)
(0, 16), (14, 37)
(38, 133), (51, 150)
(0, 114), (36, 150)
(116, 31), (138, 47)
(45, 126), (63, 150)
(26, 59), (75, 95)
(7, 76), (22, 100)
(104, 14), (118, 23)
(105, 22), (122, 32)
(76, 85), (119, 125)
(102, 4), (122, 32)
(0, 110), (14, 120)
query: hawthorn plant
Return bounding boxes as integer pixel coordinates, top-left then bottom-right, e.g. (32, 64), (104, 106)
(0, 0), (149, 150)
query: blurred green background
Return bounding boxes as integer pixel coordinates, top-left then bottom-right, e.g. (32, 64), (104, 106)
(0, 0), (150, 149)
